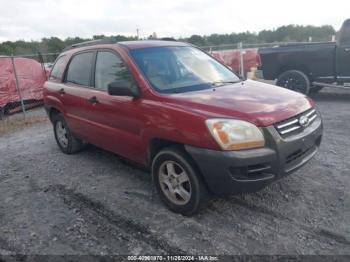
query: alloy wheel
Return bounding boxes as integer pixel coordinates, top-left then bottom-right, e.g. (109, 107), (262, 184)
(158, 160), (192, 205)
(55, 121), (68, 148)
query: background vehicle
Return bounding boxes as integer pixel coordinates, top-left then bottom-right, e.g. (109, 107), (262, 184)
(44, 40), (322, 215)
(258, 19), (350, 94)
(211, 48), (258, 76)
(0, 56), (47, 117)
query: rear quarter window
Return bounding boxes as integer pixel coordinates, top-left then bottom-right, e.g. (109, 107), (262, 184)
(49, 55), (67, 81)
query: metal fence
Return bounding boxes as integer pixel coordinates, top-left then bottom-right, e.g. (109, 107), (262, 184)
(200, 40), (329, 51)
(14, 52), (60, 63)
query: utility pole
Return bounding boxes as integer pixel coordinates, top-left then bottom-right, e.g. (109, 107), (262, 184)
(136, 28), (140, 40)
(238, 42), (244, 77)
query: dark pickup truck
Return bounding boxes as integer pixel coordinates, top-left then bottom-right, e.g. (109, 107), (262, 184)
(258, 19), (350, 94)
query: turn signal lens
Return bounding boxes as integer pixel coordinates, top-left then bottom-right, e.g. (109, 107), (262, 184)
(206, 119), (265, 151)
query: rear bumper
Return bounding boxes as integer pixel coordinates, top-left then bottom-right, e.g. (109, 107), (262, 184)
(185, 117), (323, 195)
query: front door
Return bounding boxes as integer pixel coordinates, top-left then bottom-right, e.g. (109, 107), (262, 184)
(86, 50), (146, 163)
(336, 20), (350, 83)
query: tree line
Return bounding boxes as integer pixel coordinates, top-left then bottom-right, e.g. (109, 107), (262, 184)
(183, 25), (336, 47)
(0, 24), (336, 58)
(0, 35), (137, 57)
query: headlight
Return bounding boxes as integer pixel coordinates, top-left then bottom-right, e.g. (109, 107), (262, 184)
(205, 119), (265, 151)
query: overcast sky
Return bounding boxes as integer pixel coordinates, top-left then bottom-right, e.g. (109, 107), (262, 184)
(0, 0), (348, 42)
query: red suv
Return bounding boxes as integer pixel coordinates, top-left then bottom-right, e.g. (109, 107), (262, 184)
(44, 40), (323, 215)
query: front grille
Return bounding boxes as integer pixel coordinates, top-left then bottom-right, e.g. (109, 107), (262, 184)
(274, 108), (318, 137)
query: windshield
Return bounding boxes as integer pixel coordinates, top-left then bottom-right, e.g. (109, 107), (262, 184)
(129, 46), (241, 94)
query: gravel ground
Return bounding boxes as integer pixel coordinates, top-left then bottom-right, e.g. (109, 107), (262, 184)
(0, 87), (349, 256)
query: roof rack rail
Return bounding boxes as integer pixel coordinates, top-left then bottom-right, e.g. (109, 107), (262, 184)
(62, 38), (116, 52)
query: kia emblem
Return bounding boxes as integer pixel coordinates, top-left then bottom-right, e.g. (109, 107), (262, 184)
(299, 115), (310, 127)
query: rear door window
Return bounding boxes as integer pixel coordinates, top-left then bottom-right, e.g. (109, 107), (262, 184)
(94, 51), (134, 91)
(66, 52), (94, 86)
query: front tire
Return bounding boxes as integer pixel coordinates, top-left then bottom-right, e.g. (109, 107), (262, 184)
(276, 70), (310, 94)
(152, 147), (209, 216)
(52, 113), (83, 154)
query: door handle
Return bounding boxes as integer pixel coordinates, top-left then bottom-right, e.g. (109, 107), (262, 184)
(58, 88), (65, 95)
(87, 96), (99, 104)
(345, 48), (350, 52)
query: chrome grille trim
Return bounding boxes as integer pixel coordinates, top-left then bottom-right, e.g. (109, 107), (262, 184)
(305, 109), (316, 117)
(280, 125), (301, 135)
(274, 108), (318, 137)
(276, 119), (298, 129)
(309, 114), (317, 122)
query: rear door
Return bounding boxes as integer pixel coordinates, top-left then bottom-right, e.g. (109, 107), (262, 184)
(61, 51), (98, 142)
(336, 20), (350, 83)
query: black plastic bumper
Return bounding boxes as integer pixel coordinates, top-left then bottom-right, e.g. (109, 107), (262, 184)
(185, 117), (323, 195)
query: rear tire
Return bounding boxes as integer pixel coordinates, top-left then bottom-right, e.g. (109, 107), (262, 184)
(276, 70), (310, 95)
(152, 147), (209, 216)
(52, 113), (83, 154)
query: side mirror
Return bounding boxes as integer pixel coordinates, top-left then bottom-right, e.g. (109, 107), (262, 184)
(107, 80), (139, 97)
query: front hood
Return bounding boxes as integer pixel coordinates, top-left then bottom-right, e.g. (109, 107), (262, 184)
(166, 80), (314, 126)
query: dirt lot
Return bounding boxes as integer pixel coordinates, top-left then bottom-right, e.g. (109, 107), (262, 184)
(0, 87), (349, 256)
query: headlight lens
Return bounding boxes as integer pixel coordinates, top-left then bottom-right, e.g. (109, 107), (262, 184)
(205, 119), (265, 151)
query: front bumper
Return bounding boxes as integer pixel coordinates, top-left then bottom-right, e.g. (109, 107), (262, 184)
(185, 117), (323, 195)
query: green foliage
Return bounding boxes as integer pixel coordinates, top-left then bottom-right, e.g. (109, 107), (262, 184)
(258, 25), (336, 43)
(183, 24), (336, 46)
(187, 35), (206, 46)
(0, 24), (336, 57)
(0, 35), (137, 57)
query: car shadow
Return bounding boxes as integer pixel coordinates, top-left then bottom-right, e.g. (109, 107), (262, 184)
(79, 144), (151, 182)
